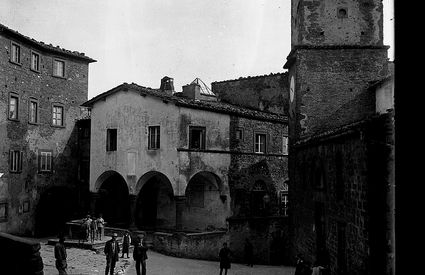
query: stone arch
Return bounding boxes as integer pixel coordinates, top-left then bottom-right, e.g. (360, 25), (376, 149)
(95, 170), (130, 228)
(183, 171), (228, 231)
(135, 171), (175, 230)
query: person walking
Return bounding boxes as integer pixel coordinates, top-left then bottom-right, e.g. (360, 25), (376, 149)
(121, 231), (132, 258)
(244, 238), (254, 267)
(54, 235), (68, 275)
(219, 242), (232, 275)
(96, 214), (105, 240)
(104, 233), (120, 275)
(294, 253), (311, 275)
(133, 235), (148, 275)
(90, 215), (98, 242)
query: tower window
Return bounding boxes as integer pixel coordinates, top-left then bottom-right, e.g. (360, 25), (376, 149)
(337, 8), (348, 18)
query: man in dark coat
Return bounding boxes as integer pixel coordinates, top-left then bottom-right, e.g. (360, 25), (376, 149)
(54, 235), (68, 274)
(244, 238), (254, 267)
(104, 233), (120, 275)
(219, 242), (232, 275)
(133, 235), (148, 275)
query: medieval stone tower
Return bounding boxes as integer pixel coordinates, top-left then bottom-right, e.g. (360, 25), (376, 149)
(284, 0), (389, 140)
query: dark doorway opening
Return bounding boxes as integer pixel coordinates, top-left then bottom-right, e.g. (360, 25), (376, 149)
(35, 186), (76, 237)
(96, 172), (130, 228)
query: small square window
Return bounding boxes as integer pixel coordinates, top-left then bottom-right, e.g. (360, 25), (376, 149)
(29, 99), (38, 124)
(38, 150), (53, 172)
(52, 105), (64, 126)
(254, 133), (267, 154)
(9, 150), (23, 173)
(53, 59), (65, 77)
(0, 202), (8, 221)
(106, 129), (117, 151)
(11, 42), (21, 64)
(148, 126), (160, 149)
(189, 126), (206, 150)
(31, 52), (40, 72)
(9, 94), (19, 120)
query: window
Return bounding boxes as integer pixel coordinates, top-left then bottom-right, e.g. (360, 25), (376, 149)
(52, 105), (64, 126)
(0, 202), (8, 222)
(337, 8), (348, 18)
(279, 190), (289, 216)
(235, 128), (243, 140)
(23, 200), (30, 213)
(31, 51), (40, 71)
(106, 129), (117, 151)
(148, 126), (160, 149)
(38, 150), (53, 172)
(53, 59), (65, 77)
(282, 136), (288, 155)
(9, 94), (19, 120)
(254, 133), (267, 154)
(11, 42), (21, 64)
(29, 99), (38, 124)
(9, 150), (23, 173)
(189, 126), (206, 150)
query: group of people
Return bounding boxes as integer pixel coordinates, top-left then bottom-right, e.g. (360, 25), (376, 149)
(294, 251), (330, 275)
(79, 214), (105, 243)
(54, 231), (148, 275)
(104, 232), (148, 275)
(53, 228), (267, 275)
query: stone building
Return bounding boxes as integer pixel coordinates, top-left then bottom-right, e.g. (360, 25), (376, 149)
(0, 23), (96, 236)
(284, 0), (394, 274)
(82, 77), (289, 264)
(212, 73), (288, 116)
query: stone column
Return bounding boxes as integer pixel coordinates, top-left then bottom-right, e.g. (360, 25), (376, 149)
(129, 194), (138, 230)
(174, 196), (186, 231)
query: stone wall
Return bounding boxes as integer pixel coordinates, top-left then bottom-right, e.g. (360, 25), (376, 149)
(289, 113), (394, 274)
(0, 30), (92, 235)
(291, 0), (384, 47)
(211, 73), (288, 115)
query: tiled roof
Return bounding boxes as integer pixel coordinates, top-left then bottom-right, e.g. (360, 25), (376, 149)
(0, 23), (96, 62)
(82, 82), (287, 123)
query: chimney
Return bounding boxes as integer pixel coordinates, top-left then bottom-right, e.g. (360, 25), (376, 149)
(182, 82), (201, 100)
(160, 76), (174, 95)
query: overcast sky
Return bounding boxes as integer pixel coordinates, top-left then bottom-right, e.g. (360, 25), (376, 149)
(1, 0), (394, 99)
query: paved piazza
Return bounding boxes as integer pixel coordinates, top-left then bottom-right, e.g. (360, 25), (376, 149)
(39, 239), (295, 275)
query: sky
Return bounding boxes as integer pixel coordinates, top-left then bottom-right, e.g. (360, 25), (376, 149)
(1, 0), (394, 100)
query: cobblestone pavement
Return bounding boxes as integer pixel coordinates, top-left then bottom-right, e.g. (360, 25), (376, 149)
(38, 238), (295, 275)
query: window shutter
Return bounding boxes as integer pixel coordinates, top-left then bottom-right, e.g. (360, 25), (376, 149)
(157, 127), (160, 148)
(9, 150), (13, 171)
(18, 151), (23, 172)
(38, 152), (41, 172)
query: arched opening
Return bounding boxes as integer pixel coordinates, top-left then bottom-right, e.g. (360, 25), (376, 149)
(136, 172), (174, 231)
(250, 180), (271, 217)
(95, 171), (130, 228)
(184, 171), (227, 231)
(35, 186), (77, 237)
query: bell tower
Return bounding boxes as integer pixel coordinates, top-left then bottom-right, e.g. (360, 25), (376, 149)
(285, 0), (389, 141)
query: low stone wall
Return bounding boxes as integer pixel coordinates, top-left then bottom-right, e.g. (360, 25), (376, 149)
(0, 232), (44, 275)
(227, 216), (291, 265)
(150, 231), (228, 261)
